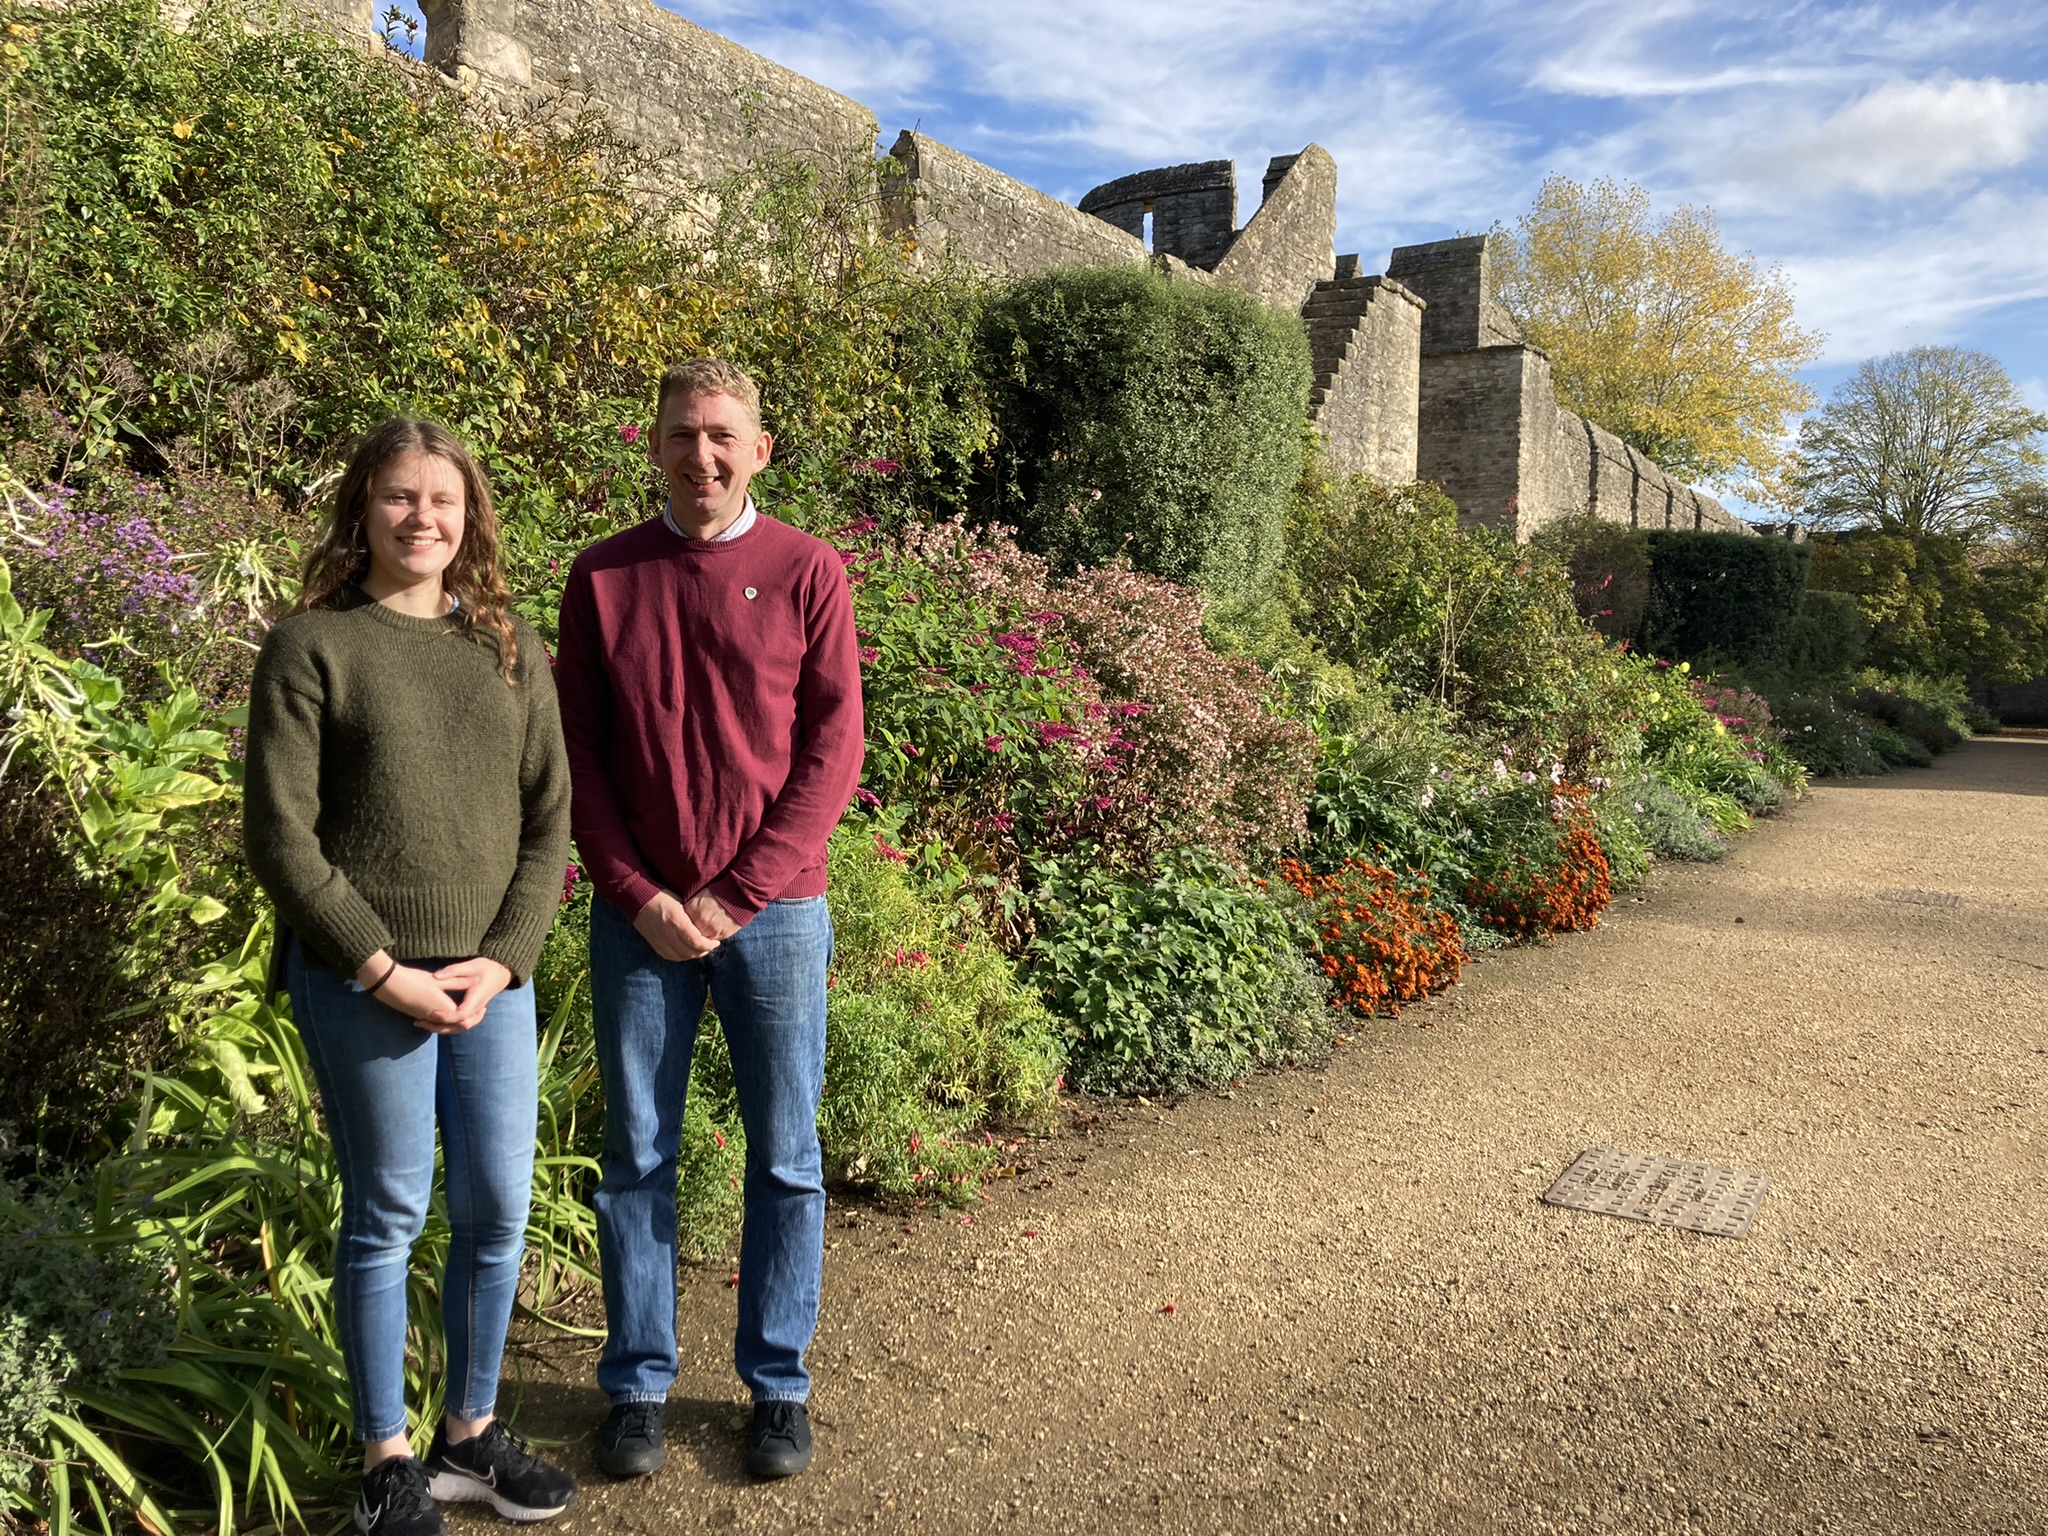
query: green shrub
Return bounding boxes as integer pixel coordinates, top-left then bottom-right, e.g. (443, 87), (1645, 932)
(0, 556), (243, 1157)
(975, 265), (1311, 601)
(1784, 589), (1866, 680)
(1773, 692), (1889, 776)
(1292, 477), (1629, 767)
(1850, 671), (1971, 752)
(1807, 531), (2048, 686)
(0, 1179), (175, 1504)
(1591, 784), (1657, 882)
(1640, 530), (1811, 668)
(1531, 514), (1652, 643)
(882, 520), (1317, 882)
(1629, 658), (1798, 816)
(1619, 774), (1729, 862)
(1867, 722), (1934, 767)
(816, 823), (1061, 1198)
(1305, 730), (1478, 892)
(1025, 849), (1328, 1095)
(6, 0), (990, 625)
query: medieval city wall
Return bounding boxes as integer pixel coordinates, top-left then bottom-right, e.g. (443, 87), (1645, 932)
(320, 0), (1747, 542)
(415, 0), (877, 182)
(884, 132), (1151, 275)
(1305, 273), (1423, 484)
(1209, 148), (1338, 315)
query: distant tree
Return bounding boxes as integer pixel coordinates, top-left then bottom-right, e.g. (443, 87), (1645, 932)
(1792, 347), (2048, 539)
(1807, 529), (2048, 684)
(1492, 175), (1822, 491)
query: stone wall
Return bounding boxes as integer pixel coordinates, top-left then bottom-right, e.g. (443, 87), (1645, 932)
(1304, 272), (1423, 482)
(1394, 235), (1746, 538)
(323, 4), (1747, 541)
(1533, 410), (1745, 535)
(415, 0), (877, 182)
(1415, 346), (1559, 534)
(1386, 236), (1521, 355)
(1077, 161), (1239, 269)
(1211, 147), (1338, 315)
(884, 131), (1149, 275)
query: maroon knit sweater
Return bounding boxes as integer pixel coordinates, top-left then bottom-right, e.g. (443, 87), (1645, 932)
(554, 512), (864, 925)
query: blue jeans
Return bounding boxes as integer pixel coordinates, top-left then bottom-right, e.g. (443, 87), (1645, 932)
(286, 936), (538, 1442)
(589, 893), (831, 1406)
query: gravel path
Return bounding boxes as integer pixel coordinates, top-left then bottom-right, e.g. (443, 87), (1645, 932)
(484, 736), (2048, 1535)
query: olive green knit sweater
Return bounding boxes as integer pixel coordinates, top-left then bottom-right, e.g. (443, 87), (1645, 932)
(243, 589), (571, 985)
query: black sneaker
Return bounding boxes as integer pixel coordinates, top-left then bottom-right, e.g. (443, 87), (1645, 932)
(355, 1456), (444, 1536)
(424, 1420), (577, 1521)
(593, 1401), (666, 1478)
(747, 1400), (813, 1479)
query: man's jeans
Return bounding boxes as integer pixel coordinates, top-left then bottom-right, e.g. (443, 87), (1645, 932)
(286, 936), (538, 1442)
(589, 893), (831, 1406)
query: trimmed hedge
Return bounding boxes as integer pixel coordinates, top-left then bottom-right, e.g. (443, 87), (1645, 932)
(1640, 530), (1811, 668)
(975, 265), (1312, 601)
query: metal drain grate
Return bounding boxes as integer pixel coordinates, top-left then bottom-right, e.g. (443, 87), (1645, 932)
(1876, 888), (1961, 909)
(1541, 1148), (1770, 1239)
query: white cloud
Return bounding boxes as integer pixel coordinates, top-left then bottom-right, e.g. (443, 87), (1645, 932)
(1778, 190), (2048, 360)
(659, 5), (935, 106)
(660, 0), (2048, 385)
(1733, 77), (2048, 197)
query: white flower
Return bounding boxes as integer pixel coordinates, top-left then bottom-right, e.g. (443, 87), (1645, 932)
(1521, 771), (1538, 785)
(1493, 759), (1509, 778)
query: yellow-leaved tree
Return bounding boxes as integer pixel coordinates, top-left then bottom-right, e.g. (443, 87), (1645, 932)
(1491, 175), (1823, 495)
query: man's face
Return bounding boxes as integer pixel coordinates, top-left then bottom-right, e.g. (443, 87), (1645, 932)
(651, 388), (772, 529)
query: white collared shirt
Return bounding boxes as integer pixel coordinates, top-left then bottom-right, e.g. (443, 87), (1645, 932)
(664, 495), (757, 543)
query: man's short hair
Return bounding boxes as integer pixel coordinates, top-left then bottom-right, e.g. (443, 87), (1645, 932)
(656, 359), (762, 432)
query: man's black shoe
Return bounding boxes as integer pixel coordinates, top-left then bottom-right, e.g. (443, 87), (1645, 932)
(593, 1401), (666, 1478)
(746, 1400), (813, 1479)
(355, 1456), (445, 1536)
(424, 1420), (577, 1520)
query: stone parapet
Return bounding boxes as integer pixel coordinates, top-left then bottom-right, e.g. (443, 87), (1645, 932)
(1415, 345), (1559, 534)
(1210, 146), (1337, 315)
(416, 0), (877, 183)
(1078, 161), (1238, 269)
(885, 132), (1148, 275)
(1305, 273), (1423, 482)
(1386, 236), (1521, 356)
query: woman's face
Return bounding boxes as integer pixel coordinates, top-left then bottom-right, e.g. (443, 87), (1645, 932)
(363, 451), (466, 590)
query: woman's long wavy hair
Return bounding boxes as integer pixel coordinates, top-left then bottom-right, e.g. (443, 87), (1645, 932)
(296, 418), (520, 680)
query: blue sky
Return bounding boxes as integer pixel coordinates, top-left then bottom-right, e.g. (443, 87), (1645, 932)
(397, 1), (2048, 484)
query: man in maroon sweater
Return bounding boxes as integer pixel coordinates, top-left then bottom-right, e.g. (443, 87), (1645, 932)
(554, 359), (863, 1482)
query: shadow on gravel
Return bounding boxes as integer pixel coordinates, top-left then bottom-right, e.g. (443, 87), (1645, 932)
(496, 1378), (766, 1492)
(1816, 736), (2048, 797)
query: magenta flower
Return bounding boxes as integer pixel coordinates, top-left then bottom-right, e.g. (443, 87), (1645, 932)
(619, 424), (641, 444)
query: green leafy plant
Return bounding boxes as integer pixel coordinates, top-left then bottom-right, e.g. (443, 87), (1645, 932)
(1617, 773), (1728, 862)
(976, 265), (1312, 601)
(1772, 692), (1890, 777)
(1025, 848), (1328, 1095)
(0, 552), (239, 1150)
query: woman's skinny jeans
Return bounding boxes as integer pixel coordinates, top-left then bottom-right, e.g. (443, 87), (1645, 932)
(287, 936), (537, 1442)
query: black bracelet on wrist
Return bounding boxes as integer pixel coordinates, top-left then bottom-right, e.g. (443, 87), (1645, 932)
(364, 956), (399, 996)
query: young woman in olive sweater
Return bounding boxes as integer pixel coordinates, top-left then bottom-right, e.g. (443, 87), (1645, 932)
(243, 419), (575, 1536)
